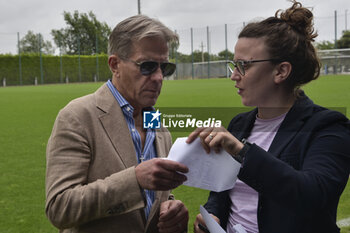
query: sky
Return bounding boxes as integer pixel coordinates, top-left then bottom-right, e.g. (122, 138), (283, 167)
(0, 0), (349, 55)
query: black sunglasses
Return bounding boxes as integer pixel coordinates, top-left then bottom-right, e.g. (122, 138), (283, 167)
(227, 59), (281, 76)
(127, 59), (176, 77)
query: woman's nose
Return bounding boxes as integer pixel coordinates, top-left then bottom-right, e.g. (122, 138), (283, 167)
(230, 68), (241, 81)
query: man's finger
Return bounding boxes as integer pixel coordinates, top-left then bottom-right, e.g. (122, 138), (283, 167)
(159, 159), (189, 174)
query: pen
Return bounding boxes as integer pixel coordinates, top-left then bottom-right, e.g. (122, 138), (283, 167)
(198, 223), (210, 233)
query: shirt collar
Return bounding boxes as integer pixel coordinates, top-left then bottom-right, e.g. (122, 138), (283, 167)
(107, 79), (133, 110)
(107, 79), (156, 114)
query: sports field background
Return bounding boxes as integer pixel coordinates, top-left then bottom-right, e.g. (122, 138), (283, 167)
(0, 75), (349, 232)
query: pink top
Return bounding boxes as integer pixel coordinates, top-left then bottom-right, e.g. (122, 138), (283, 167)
(227, 113), (287, 233)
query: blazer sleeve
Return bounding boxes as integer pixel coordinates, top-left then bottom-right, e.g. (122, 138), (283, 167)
(238, 118), (350, 216)
(45, 106), (145, 229)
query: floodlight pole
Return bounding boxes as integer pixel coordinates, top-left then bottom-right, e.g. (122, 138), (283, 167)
(39, 33), (43, 84)
(207, 26), (210, 79)
(335, 10), (337, 49)
(17, 32), (22, 85)
(346, 9), (348, 31)
(334, 10), (338, 74)
(191, 28), (194, 80)
(138, 0), (141, 14)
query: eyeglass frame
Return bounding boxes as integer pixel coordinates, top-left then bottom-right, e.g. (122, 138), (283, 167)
(227, 59), (282, 76)
(124, 59), (176, 77)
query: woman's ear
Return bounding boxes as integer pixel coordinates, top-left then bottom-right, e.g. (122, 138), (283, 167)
(274, 62), (292, 84)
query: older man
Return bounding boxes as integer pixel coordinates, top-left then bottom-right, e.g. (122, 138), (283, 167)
(46, 15), (189, 233)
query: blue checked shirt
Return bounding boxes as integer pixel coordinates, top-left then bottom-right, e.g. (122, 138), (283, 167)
(107, 80), (156, 219)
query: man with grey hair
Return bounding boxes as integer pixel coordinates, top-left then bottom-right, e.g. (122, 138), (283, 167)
(46, 15), (189, 233)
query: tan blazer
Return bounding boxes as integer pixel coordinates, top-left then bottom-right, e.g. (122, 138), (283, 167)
(45, 83), (172, 233)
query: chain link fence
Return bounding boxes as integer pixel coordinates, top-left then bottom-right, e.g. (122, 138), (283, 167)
(1, 11), (349, 86)
(318, 48), (350, 74)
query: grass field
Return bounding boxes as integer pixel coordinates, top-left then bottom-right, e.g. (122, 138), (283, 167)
(0, 75), (349, 232)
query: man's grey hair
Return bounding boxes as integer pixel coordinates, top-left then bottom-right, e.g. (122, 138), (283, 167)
(108, 15), (179, 58)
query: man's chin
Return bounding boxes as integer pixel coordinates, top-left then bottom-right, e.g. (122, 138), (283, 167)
(142, 98), (158, 108)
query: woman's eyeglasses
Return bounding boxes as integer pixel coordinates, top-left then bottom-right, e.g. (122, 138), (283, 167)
(127, 59), (176, 77)
(227, 59), (281, 76)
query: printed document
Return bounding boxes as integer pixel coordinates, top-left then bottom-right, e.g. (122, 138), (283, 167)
(167, 137), (241, 192)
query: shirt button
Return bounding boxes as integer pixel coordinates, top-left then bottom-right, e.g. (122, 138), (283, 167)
(132, 128), (136, 132)
(126, 107), (131, 111)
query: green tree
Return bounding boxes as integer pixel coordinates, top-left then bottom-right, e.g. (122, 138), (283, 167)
(20, 30), (54, 54)
(218, 49), (234, 61)
(315, 40), (334, 50)
(337, 30), (350, 48)
(171, 50), (226, 63)
(169, 40), (179, 60)
(51, 11), (111, 55)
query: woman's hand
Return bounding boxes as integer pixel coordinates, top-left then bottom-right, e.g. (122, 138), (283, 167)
(186, 126), (243, 156)
(193, 213), (220, 233)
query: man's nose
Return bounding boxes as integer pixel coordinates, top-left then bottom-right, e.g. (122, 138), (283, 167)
(150, 67), (163, 81)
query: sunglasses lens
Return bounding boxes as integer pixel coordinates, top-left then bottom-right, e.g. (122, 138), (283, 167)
(161, 63), (176, 76)
(140, 61), (158, 75)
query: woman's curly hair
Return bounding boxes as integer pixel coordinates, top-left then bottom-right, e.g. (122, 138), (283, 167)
(239, 1), (321, 92)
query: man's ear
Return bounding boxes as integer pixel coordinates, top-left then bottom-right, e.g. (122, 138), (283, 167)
(108, 55), (120, 74)
(274, 62), (292, 84)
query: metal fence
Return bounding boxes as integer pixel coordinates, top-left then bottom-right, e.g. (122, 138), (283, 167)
(1, 48), (349, 87)
(318, 48), (350, 74)
(171, 61), (229, 80)
(0, 11), (349, 85)
(174, 14), (349, 56)
(1, 10), (349, 55)
(171, 48), (350, 80)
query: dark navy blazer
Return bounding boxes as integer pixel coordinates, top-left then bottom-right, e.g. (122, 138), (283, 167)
(204, 93), (350, 233)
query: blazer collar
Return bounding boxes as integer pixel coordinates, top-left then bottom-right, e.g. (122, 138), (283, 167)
(96, 84), (170, 226)
(232, 91), (315, 157)
(268, 92), (314, 156)
(95, 83), (138, 168)
(234, 108), (258, 140)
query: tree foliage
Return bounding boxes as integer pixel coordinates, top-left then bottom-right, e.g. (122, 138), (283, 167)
(315, 30), (350, 50)
(337, 30), (350, 49)
(173, 49), (234, 63)
(51, 11), (111, 55)
(20, 30), (54, 54)
(315, 40), (334, 50)
(218, 49), (234, 61)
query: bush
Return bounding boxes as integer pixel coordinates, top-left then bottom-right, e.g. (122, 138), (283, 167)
(0, 54), (111, 86)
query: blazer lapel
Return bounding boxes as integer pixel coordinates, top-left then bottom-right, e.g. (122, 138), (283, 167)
(155, 132), (166, 158)
(268, 94), (314, 157)
(95, 84), (138, 168)
(231, 109), (257, 140)
(268, 117), (306, 156)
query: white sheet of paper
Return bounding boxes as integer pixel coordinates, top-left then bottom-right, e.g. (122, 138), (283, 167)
(200, 205), (248, 233)
(167, 137), (241, 192)
(200, 205), (226, 233)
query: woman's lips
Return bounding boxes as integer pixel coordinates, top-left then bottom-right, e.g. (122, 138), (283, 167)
(235, 86), (243, 94)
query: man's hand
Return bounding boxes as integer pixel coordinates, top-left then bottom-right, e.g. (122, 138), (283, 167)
(158, 200), (189, 233)
(135, 158), (189, 190)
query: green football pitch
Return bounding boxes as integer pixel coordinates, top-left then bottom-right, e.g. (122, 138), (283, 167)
(0, 75), (349, 232)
